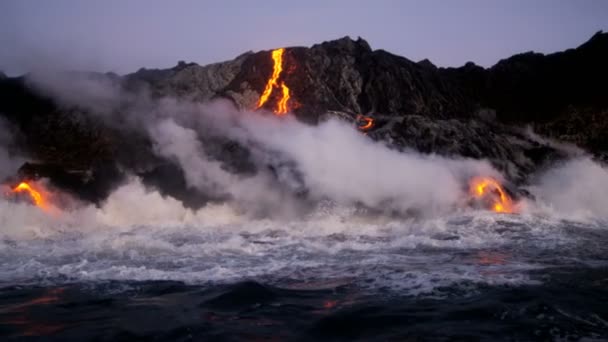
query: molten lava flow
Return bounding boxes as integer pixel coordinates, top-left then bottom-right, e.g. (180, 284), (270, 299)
(277, 82), (290, 115)
(256, 48), (291, 115)
(469, 177), (515, 213)
(257, 48), (284, 108)
(356, 115), (375, 131)
(10, 182), (48, 211)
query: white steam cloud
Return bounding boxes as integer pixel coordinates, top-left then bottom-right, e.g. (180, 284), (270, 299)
(226, 112), (498, 216)
(11, 72), (608, 223)
(528, 157), (608, 219)
(131, 95), (500, 218)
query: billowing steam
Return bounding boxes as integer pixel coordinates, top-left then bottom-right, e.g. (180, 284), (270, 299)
(92, 177), (242, 228)
(2, 71), (608, 226)
(144, 105), (498, 217)
(227, 114), (496, 216)
(527, 157), (608, 219)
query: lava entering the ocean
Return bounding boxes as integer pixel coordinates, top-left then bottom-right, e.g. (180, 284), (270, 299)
(9, 181), (49, 211)
(469, 177), (515, 213)
(257, 48), (291, 115)
(356, 115), (375, 131)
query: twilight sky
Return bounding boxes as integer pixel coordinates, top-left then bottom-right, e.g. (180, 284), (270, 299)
(1, 0), (607, 75)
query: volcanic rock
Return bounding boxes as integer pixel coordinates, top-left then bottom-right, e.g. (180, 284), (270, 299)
(0, 32), (607, 206)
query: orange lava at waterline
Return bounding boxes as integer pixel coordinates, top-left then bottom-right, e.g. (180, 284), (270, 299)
(357, 115), (375, 131)
(469, 177), (515, 213)
(11, 182), (48, 210)
(257, 48), (291, 115)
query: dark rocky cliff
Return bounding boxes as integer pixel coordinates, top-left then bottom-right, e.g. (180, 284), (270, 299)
(0, 32), (607, 205)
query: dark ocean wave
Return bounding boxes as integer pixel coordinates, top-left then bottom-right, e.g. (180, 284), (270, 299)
(1, 267), (607, 341)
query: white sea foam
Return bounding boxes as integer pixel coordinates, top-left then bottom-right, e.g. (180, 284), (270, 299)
(0, 176), (605, 295)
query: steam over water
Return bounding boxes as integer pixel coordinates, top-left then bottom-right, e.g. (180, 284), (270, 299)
(1, 78), (608, 339)
(1, 152), (608, 339)
(1, 179), (607, 291)
(2, 192), (608, 339)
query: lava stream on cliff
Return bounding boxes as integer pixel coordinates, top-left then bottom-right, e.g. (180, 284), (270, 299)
(356, 115), (375, 131)
(9, 181), (50, 211)
(469, 177), (516, 213)
(257, 48), (291, 115)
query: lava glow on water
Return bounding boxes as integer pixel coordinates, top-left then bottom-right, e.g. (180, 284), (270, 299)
(11, 182), (48, 211)
(257, 48), (291, 115)
(469, 177), (515, 213)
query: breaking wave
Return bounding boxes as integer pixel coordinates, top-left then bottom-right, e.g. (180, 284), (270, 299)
(1, 159), (607, 296)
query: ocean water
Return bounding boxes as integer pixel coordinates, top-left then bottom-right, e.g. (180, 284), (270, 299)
(0, 194), (607, 341)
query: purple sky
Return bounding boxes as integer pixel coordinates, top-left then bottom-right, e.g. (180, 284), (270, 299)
(1, 0), (607, 75)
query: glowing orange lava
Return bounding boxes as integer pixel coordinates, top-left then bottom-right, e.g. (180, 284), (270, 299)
(277, 82), (290, 114)
(10, 182), (48, 211)
(257, 48), (291, 115)
(356, 115), (375, 131)
(469, 177), (515, 213)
